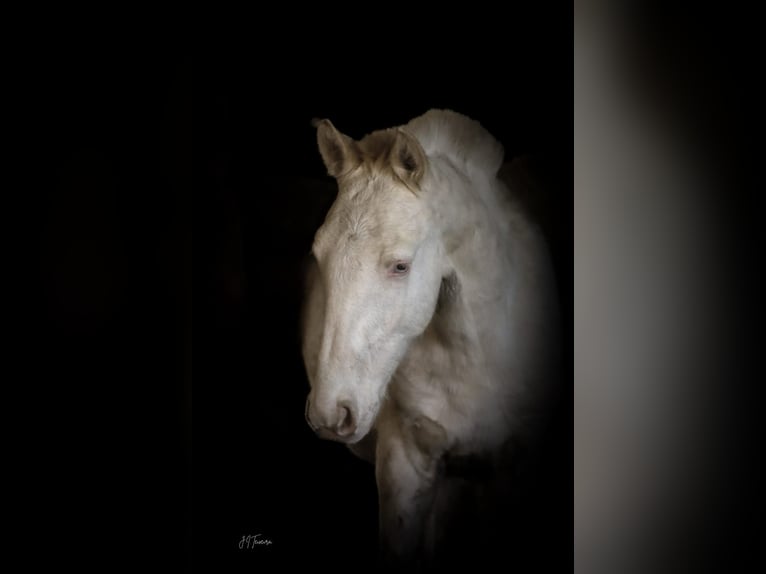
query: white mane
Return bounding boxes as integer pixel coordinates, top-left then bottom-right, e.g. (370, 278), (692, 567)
(404, 109), (505, 178)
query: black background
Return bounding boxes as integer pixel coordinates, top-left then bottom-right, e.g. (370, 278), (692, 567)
(196, 18), (572, 571)
(24, 4), (766, 573)
(30, 9), (572, 573)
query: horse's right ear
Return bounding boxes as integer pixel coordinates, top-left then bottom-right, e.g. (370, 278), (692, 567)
(312, 118), (360, 178)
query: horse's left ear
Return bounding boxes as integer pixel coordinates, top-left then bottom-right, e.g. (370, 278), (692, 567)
(391, 129), (427, 188)
(313, 118), (361, 178)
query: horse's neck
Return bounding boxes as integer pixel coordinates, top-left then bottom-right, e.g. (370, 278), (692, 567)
(422, 165), (500, 349)
(429, 158), (513, 294)
(426, 157), (528, 365)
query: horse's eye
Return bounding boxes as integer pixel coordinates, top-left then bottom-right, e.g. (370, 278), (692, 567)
(390, 261), (410, 275)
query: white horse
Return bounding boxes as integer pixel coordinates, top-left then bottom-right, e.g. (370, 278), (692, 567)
(301, 109), (560, 566)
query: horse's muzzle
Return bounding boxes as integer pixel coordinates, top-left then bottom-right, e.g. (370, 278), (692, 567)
(305, 396), (357, 442)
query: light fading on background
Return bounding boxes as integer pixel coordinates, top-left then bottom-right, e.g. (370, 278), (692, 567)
(574, 6), (741, 572)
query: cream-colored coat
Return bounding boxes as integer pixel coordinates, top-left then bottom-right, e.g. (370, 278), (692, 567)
(302, 109), (559, 564)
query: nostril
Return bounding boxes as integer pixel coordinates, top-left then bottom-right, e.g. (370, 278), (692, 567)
(335, 402), (356, 437)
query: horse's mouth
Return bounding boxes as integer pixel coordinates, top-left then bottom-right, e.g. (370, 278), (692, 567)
(304, 397), (320, 433)
(315, 427), (358, 443)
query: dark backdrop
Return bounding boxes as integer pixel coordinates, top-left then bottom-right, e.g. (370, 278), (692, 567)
(32, 9), (571, 573)
(195, 15), (572, 573)
(34, 43), (192, 571)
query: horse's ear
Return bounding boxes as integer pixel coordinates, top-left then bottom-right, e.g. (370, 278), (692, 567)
(312, 118), (360, 178)
(391, 129), (427, 188)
